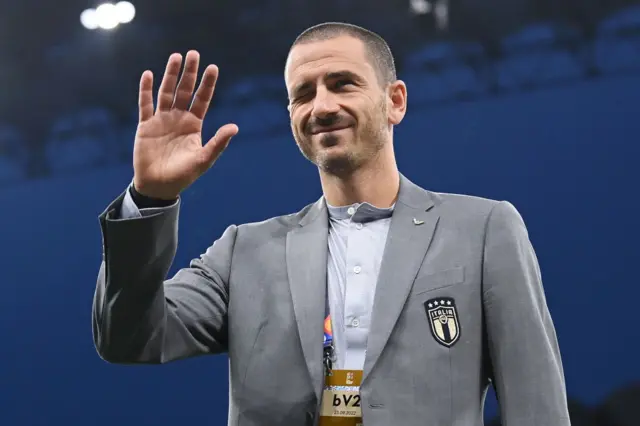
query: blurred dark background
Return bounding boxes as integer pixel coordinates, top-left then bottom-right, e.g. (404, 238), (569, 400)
(1, 0), (639, 425)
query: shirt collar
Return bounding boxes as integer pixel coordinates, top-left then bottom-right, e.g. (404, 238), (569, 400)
(325, 200), (395, 223)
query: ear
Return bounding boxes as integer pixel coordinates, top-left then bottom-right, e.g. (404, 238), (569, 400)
(387, 80), (407, 125)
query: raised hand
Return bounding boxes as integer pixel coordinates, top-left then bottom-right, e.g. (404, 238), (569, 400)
(132, 50), (238, 200)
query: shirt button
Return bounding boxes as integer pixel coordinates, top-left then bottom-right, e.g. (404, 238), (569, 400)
(355, 223), (363, 230)
(347, 207), (356, 216)
(351, 318), (360, 327)
(353, 266), (362, 274)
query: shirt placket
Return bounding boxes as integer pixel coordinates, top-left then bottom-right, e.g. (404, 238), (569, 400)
(343, 216), (371, 370)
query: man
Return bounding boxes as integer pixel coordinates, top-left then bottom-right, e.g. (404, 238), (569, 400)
(93, 22), (570, 426)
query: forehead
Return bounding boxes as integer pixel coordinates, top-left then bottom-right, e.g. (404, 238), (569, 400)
(285, 36), (375, 89)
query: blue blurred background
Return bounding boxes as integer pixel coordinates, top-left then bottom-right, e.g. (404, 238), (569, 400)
(1, 0), (639, 425)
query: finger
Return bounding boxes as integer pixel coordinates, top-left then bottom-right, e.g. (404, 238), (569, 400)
(173, 50), (200, 110)
(198, 123), (239, 169)
(190, 64), (219, 120)
(138, 70), (154, 122)
(156, 53), (183, 111)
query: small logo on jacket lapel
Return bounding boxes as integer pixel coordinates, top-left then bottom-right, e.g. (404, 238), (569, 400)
(424, 297), (460, 347)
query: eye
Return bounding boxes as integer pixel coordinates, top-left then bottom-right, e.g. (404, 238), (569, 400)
(290, 92), (311, 104)
(335, 79), (354, 89)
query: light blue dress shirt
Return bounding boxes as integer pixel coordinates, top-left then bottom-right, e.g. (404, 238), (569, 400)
(325, 202), (393, 370)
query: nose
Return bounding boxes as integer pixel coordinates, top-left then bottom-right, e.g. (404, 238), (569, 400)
(311, 86), (340, 118)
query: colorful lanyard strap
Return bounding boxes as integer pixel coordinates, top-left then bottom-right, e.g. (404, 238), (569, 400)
(323, 295), (336, 375)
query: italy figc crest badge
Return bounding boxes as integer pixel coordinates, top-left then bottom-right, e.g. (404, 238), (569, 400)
(424, 297), (460, 347)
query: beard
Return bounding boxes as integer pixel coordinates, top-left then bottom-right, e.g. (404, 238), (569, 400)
(295, 99), (388, 177)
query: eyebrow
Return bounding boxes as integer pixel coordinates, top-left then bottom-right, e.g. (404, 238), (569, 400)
(325, 70), (360, 81)
(290, 70), (362, 97)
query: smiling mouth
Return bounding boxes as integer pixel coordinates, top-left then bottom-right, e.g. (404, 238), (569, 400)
(312, 126), (351, 135)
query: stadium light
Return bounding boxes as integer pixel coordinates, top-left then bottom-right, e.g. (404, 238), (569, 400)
(80, 9), (100, 30)
(410, 0), (431, 15)
(80, 1), (136, 31)
(115, 1), (136, 23)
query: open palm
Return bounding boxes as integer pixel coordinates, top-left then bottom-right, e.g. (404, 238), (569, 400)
(133, 51), (238, 200)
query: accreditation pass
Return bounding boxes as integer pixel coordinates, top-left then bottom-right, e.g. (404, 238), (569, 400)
(319, 370), (363, 426)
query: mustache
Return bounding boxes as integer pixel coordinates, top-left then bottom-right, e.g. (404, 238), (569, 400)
(306, 114), (353, 135)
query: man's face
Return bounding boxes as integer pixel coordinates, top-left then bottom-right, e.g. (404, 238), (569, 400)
(285, 36), (398, 176)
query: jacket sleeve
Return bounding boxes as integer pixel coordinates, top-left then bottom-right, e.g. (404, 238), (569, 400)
(92, 190), (236, 364)
(482, 201), (570, 425)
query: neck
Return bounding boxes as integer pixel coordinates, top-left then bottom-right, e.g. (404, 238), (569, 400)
(319, 144), (400, 208)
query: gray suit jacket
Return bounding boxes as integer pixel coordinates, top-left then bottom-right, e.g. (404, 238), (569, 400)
(93, 175), (570, 426)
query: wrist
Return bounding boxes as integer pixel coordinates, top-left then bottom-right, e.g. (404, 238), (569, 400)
(129, 184), (178, 209)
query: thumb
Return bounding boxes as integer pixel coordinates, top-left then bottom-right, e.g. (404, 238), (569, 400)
(200, 123), (239, 168)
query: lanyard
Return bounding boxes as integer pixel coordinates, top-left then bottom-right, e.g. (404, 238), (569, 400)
(323, 292), (336, 375)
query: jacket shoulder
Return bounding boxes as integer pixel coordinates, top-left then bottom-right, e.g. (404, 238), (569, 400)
(428, 190), (527, 230)
(234, 201), (317, 237)
(431, 191), (501, 211)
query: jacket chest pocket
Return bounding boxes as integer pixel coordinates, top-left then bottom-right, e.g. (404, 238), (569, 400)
(411, 266), (466, 299)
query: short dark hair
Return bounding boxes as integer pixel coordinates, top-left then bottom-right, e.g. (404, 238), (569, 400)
(290, 22), (397, 86)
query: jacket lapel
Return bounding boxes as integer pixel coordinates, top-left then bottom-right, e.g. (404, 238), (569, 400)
(363, 176), (439, 382)
(286, 199), (328, 401)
